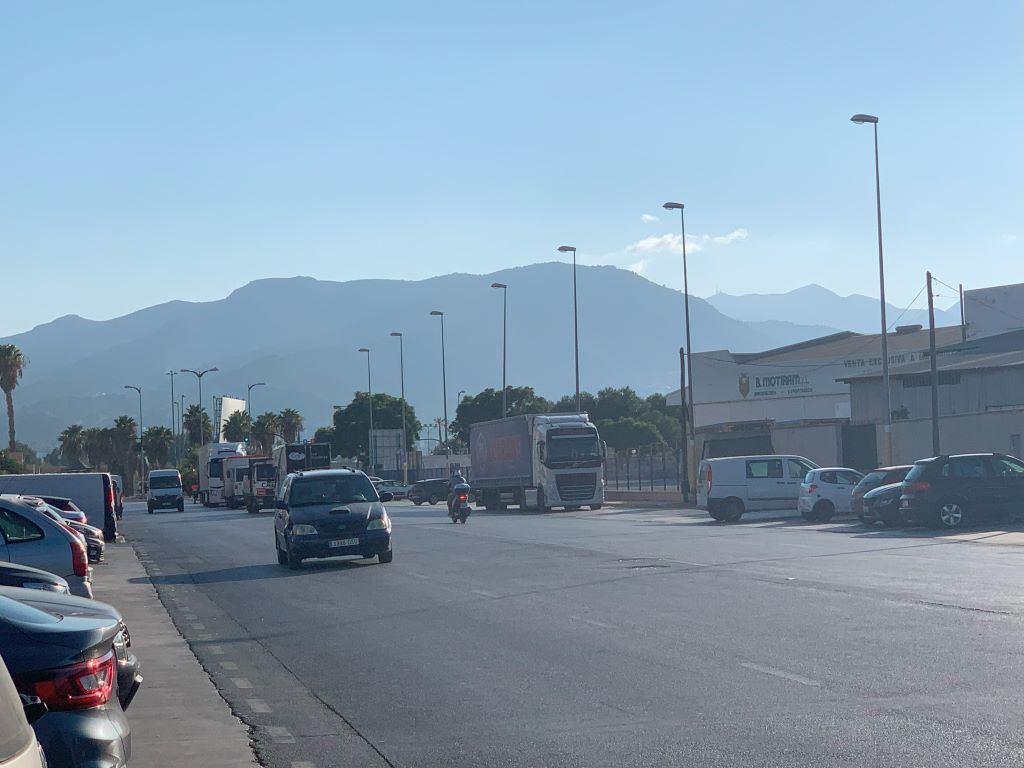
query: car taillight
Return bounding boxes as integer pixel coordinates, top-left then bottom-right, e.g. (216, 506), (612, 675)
(906, 480), (931, 494)
(704, 464), (713, 494)
(22, 650), (116, 711)
(70, 536), (88, 577)
(807, 484), (818, 494)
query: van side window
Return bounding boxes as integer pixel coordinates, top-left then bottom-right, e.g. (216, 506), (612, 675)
(746, 459), (783, 479)
(0, 508), (44, 544)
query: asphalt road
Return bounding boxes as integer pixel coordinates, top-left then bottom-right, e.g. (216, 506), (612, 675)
(124, 499), (1024, 767)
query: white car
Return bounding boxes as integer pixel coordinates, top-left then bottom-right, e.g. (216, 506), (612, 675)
(798, 468), (865, 522)
(0, 652), (46, 768)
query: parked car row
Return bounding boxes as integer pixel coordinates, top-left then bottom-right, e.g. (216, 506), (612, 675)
(0, 477), (144, 768)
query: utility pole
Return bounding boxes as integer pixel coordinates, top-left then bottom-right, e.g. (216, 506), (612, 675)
(959, 283), (967, 343)
(927, 272), (940, 455)
(679, 347), (690, 497)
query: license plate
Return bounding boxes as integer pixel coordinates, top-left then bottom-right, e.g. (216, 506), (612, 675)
(329, 538), (359, 548)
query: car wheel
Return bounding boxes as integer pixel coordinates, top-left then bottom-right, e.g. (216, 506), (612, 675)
(286, 538), (303, 570)
(709, 510), (725, 521)
(723, 498), (744, 522)
(812, 500), (835, 522)
(590, 504), (602, 511)
(428, 494), (439, 505)
(147, 505), (154, 515)
(937, 499), (966, 529)
(276, 534), (287, 565)
(177, 502), (185, 513)
(378, 549), (393, 564)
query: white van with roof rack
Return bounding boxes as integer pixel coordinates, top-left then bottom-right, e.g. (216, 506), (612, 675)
(696, 455), (819, 522)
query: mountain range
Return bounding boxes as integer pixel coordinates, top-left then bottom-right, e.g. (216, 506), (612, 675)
(1, 265), (954, 452)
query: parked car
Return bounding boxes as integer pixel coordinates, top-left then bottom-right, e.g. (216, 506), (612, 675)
(0, 474), (117, 542)
(110, 475), (125, 520)
(0, 495), (92, 598)
(0, 562), (68, 594)
(0, 652), (46, 768)
(147, 469), (185, 514)
(274, 469), (393, 569)
(0, 591), (132, 767)
(374, 479), (410, 500)
(31, 496), (87, 525)
(23, 500), (104, 564)
(852, 465), (913, 520)
(696, 455), (819, 522)
(860, 482), (904, 527)
(901, 453), (1024, 530)
(797, 468), (865, 522)
(407, 478), (450, 506)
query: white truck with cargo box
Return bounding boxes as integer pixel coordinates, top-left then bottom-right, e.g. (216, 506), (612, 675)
(696, 454), (818, 522)
(470, 413), (605, 512)
(242, 456), (276, 514)
(199, 442), (246, 506)
(221, 456), (251, 509)
(0, 472), (118, 541)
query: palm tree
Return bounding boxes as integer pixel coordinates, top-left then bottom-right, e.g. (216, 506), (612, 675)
(251, 411), (281, 454)
(112, 416), (138, 485)
(279, 408), (304, 443)
(58, 424), (86, 465)
(182, 405), (212, 446)
(83, 427), (113, 470)
(0, 344), (28, 451)
(141, 426), (173, 467)
(221, 411), (252, 443)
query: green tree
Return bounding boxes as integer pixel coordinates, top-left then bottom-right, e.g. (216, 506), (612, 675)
(599, 417), (663, 450)
(552, 391), (598, 415)
(0, 344), (27, 451)
(279, 408), (304, 443)
(251, 411), (281, 455)
(331, 392), (421, 465)
(0, 451), (24, 474)
(142, 426), (173, 467)
(179, 446), (198, 492)
(313, 426), (335, 446)
(221, 411), (252, 443)
(451, 386), (553, 444)
(58, 424), (86, 465)
(83, 427), (111, 469)
(183, 405), (212, 446)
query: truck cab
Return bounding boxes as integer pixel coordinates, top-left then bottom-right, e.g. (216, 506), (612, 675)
(244, 457), (276, 514)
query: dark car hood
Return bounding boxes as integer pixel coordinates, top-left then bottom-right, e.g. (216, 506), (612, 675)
(290, 500), (383, 526)
(864, 482), (903, 501)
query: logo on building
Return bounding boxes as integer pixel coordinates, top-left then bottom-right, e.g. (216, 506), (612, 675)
(738, 373), (750, 398)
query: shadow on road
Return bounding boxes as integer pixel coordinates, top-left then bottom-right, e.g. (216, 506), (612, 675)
(131, 558), (379, 586)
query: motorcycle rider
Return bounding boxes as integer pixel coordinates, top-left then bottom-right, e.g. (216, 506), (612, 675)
(447, 470), (467, 516)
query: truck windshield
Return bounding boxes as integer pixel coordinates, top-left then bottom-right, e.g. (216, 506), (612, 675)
(254, 464), (275, 480)
(209, 459), (223, 479)
(150, 475), (181, 489)
(546, 435), (602, 465)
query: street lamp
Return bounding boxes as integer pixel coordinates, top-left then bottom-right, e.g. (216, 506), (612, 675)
(390, 332), (408, 484)
(124, 385), (143, 483)
(358, 348), (374, 473)
(430, 310), (451, 475)
(180, 367), (218, 444)
(491, 282), (508, 418)
(557, 246), (581, 412)
(850, 112), (892, 462)
(663, 201), (694, 499)
(246, 382), (266, 415)
(165, 371), (177, 463)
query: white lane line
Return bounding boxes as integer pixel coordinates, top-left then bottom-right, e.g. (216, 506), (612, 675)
(247, 699), (271, 713)
(190, 623), (205, 630)
(472, 589), (499, 598)
(208, 645), (224, 655)
(406, 571), (429, 580)
(570, 615), (614, 629)
(266, 726), (295, 743)
(740, 662), (820, 687)
(231, 677), (254, 689)
(292, 762), (315, 768)
(196, 634), (214, 641)
(219, 661), (238, 670)
(182, 613), (198, 621)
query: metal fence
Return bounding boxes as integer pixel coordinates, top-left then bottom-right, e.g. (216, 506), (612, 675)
(606, 446), (683, 491)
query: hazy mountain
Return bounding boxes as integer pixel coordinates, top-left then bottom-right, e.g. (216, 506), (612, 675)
(707, 284), (961, 335)
(2, 264), (843, 451)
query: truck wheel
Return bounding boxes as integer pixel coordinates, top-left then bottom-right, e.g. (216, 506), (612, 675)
(537, 487), (550, 513)
(589, 504), (603, 511)
(177, 501), (184, 513)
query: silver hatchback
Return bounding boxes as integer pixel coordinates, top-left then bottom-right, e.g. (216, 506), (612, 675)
(0, 495), (92, 598)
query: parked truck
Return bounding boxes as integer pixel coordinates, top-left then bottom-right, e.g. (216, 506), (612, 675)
(199, 442), (246, 506)
(221, 455), (251, 509)
(242, 456), (276, 514)
(470, 413), (605, 511)
(271, 442), (331, 488)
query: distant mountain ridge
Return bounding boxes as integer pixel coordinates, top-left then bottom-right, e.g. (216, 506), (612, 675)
(1, 267), (904, 451)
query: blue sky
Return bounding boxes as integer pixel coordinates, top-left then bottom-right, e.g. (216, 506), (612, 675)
(2, 1), (1020, 335)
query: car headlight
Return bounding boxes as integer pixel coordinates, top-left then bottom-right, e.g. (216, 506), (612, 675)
(291, 524), (318, 535)
(366, 513), (391, 532)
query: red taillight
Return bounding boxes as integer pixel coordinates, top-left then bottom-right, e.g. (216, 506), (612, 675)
(70, 536), (88, 577)
(807, 484), (818, 494)
(906, 480), (931, 494)
(23, 651), (116, 711)
(704, 464), (713, 494)
(458, 494), (467, 502)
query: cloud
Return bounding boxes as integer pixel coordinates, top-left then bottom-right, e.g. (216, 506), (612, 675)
(625, 228), (749, 256)
(640, 214), (660, 223)
(626, 259), (650, 275)
(1002, 234), (1018, 244)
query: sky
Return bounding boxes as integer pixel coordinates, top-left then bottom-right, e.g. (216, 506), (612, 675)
(1, 1), (1020, 336)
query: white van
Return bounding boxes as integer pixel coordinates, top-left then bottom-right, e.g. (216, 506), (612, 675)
(147, 469), (184, 514)
(0, 473), (117, 540)
(696, 455), (818, 522)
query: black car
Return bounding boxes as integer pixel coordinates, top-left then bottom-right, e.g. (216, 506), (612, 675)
(900, 453), (1024, 530)
(0, 562), (70, 594)
(860, 482), (904, 526)
(0, 590), (135, 767)
(852, 465), (913, 520)
(407, 478), (449, 506)
(274, 469), (394, 569)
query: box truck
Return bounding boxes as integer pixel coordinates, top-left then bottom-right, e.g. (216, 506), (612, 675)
(470, 413), (605, 511)
(271, 442), (331, 488)
(242, 456), (276, 513)
(221, 455), (252, 509)
(199, 442), (246, 506)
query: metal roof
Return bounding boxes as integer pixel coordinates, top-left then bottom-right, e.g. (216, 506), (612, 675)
(837, 348), (1024, 382)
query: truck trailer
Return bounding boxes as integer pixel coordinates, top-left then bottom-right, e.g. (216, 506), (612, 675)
(271, 442), (331, 487)
(199, 442), (246, 506)
(470, 413), (605, 511)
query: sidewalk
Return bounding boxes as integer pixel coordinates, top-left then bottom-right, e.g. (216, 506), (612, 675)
(94, 539), (256, 768)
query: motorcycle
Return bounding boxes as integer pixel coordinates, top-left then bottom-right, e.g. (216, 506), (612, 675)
(449, 483), (472, 524)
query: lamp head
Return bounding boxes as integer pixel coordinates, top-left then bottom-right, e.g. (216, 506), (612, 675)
(662, 202), (684, 210)
(557, 245), (576, 253)
(390, 332), (402, 337)
(358, 347), (370, 353)
(430, 310), (444, 316)
(850, 113), (879, 124)
(491, 282), (507, 289)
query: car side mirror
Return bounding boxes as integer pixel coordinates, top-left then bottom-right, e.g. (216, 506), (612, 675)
(379, 491), (394, 503)
(537, 441), (546, 461)
(20, 694), (47, 725)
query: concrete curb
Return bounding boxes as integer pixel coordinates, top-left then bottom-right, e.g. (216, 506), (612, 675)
(94, 538), (257, 767)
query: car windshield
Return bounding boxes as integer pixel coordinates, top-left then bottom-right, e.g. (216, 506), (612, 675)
(289, 476), (378, 507)
(859, 471), (886, 486)
(151, 475), (181, 489)
(905, 463), (930, 482)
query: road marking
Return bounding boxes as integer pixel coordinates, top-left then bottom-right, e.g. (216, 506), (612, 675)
(208, 645), (224, 655)
(197, 634), (214, 641)
(292, 762), (315, 768)
(190, 623), (205, 630)
(472, 589), (499, 598)
(183, 613), (198, 620)
(247, 699), (271, 713)
(740, 662), (820, 687)
(231, 677), (254, 689)
(219, 661), (238, 670)
(570, 615), (614, 629)
(266, 726), (295, 743)
(406, 571), (429, 579)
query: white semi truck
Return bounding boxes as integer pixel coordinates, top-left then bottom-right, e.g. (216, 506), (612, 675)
(470, 413), (605, 511)
(199, 442), (246, 506)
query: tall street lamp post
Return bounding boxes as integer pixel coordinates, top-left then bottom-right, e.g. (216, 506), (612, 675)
(429, 311), (451, 475)
(165, 371), (177, 463)
(663, 202), (694, 500)
(557, 246), (581, 412)
(851, 113), (892, 463)
(180, 367), (218, 445)
(491, 282), (508, 418)
(358, 348), (374, 473)
(247, 382), (266, 416)
(124, 385), (143, 486)
(390, 332), (408, 484)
